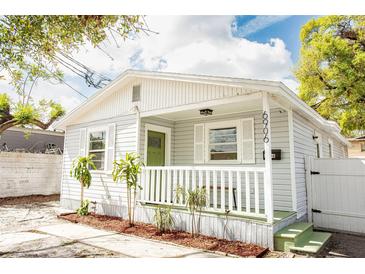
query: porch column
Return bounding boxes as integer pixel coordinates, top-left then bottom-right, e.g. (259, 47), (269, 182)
(262, 92), (274, 223)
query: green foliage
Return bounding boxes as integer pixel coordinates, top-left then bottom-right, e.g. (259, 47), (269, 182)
(0, 16), (145, 94)
(0, 92), (65, 134)
(176, 186), (207, 237)
(112, 153), (144, 226)
(77, 200), (90, 216)
(0, 93), (10, 112)
(295, 16), (365, 136)
(70, 154), (96, 188)
(50, 102), (65, 119)
(154, 205), (174, 233)
(13, 103), (39, 124)
(70, 154), (96, 209)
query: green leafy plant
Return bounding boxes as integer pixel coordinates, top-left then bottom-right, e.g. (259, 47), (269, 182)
(153, 205), (174, 233)
(0, 15), (149, 134)
(77, 199), (90, 216)
(70, 154), (96, 213)
(176, 186), (207, 237)
(112, 152), (144, 226)
(0, 93), (65, 134)
(295, 15), (365, 136)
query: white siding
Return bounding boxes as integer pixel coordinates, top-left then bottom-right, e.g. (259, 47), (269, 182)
(61, 114), (137, 206)
(293, 111), (347, 218)
(74, 78), (256, 125)
(140, 109), (293, 212)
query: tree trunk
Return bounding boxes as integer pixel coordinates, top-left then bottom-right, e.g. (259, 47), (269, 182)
(80, 183), (84, 207)
(132, 187), (137, 225)
(127, 186), (132, 226)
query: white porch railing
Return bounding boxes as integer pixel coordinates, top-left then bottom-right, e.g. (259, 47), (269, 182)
(139, 166), (268, 220)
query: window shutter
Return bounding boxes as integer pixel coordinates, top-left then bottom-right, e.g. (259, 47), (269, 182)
(79, 128), (87, 156)
(106, 123), (116, 170)
(242, 118), (255, 164)
(194, 123), (205, 164)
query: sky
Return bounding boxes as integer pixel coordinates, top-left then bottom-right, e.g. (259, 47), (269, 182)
(0, 15), (317, 114)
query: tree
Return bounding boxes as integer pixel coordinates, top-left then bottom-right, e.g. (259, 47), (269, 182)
(0, 16), (148, 133)
(70, 154), (96, 213)
(0, 93), (64, 134)
(295, 16), (365, 136)
(112, 153), (144, 226)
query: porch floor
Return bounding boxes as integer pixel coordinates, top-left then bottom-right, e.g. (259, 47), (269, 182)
(142, 202), (295, 224)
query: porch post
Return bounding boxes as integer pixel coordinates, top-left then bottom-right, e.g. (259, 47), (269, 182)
(262, 92), (274, 223)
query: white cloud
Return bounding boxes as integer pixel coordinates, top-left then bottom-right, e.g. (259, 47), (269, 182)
(234, 16), (291, 37)
(1, 16), (297, 114)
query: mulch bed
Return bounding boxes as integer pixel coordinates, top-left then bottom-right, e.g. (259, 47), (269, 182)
(59, 212), (268, 257)
(0, 194), (60, 206)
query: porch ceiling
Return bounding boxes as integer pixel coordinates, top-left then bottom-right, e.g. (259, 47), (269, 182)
(154, 98), (281, 121)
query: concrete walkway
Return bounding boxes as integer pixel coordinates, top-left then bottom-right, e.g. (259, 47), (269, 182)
(0, 201), (223, 258)
(36, 223), (223, 258)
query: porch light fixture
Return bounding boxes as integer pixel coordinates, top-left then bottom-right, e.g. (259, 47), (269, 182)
(313, 135), (319, 140)
(200, 109), (213, 116)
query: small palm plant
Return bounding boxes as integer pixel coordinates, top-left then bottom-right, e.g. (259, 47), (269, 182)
(70, 154), (96, 215)
(176, 186), (207, 237)
(112, 152), (144, 226)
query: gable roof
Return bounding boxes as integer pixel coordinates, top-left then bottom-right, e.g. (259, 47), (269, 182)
(54, 69), (348, 145)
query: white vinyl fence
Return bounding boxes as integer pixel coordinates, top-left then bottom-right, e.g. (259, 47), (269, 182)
(0, 152), (62, 198)
(306, 157), (365, 234)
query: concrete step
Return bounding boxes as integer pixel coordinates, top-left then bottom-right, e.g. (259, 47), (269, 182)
(274, 222), (313, 252)
(274, 222), (331, 255)
(290, 231), (332, 254)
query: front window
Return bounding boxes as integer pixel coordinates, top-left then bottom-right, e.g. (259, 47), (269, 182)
(88, 131), (106, 170)
(329, 143), (333, 158)
(209, 127), (238, 160)
(361, 143), (365, 152)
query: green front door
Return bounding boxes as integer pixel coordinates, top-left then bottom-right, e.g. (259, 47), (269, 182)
(147, 130), (165, 166)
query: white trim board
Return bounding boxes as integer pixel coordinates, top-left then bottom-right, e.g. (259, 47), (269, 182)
(287, 109), (297, 212)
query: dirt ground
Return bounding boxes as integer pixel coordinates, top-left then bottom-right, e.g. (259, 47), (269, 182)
(318, 231), (365, 258)
(60, 212), (267, 257)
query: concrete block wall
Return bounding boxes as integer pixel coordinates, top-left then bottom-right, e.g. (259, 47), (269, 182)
(0, 152), (62, 198)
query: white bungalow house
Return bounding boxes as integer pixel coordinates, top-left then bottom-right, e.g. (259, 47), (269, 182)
(55, 70), (348, 249)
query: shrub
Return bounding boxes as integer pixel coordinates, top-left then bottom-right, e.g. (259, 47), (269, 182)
(154, 205), (174, 233)
(77, 200), (90, 216)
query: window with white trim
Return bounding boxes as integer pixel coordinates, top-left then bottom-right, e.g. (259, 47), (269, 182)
(209, 127), (238, 161)
(88, 130), (107, 170)
(328, 139), (334, 158)
(314, 131), (322, 158)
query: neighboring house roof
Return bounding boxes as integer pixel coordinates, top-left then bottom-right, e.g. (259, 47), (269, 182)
(348, 136), (365, 141)
(7, 127), (65, 137)
(54, 69), (348, 145)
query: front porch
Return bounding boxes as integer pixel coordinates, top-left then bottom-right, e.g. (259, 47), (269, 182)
(133, 92), (297, 248)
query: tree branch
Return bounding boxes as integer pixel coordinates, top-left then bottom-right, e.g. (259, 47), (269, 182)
(29, 117), (58, 130)
(0, 119), (20, 134)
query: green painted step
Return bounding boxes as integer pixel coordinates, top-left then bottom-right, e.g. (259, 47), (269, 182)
(274, 222), (313, 252)
(274, 222), (332, 255)
(289, 231), (332, 254)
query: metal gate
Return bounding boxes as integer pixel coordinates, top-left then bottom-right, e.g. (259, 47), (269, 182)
(306, 157), (365, 234)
